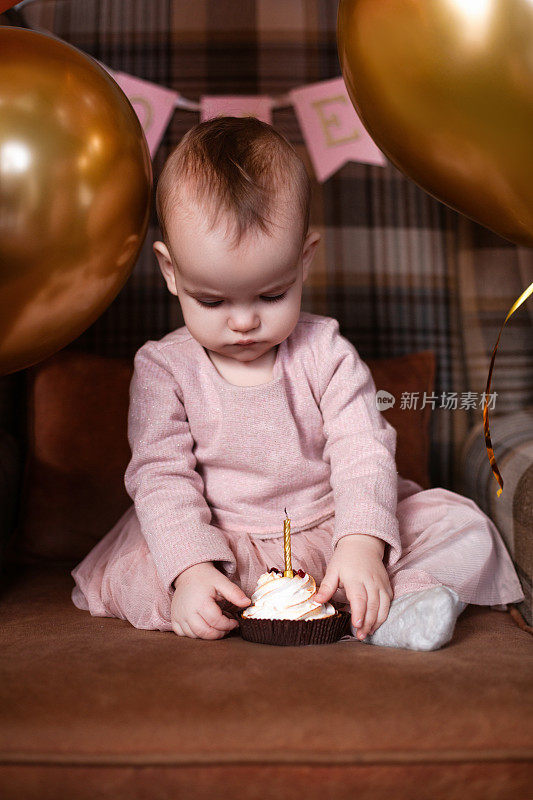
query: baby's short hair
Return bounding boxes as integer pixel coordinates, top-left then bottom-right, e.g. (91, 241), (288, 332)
(155, 116), (311, 254)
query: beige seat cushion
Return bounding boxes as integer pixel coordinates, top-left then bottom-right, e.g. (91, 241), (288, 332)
(0, 566), (531, 800)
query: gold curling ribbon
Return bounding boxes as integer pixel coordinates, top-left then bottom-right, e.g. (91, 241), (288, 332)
(484, 281), (533, 497)
(283, 507), (293, 578)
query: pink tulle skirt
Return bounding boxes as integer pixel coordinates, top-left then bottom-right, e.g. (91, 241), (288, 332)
(71, 479), (525, 631)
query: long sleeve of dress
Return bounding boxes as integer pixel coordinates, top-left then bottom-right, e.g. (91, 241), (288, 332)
(123, 342), (237, 593)
(315, 318), (402, 567)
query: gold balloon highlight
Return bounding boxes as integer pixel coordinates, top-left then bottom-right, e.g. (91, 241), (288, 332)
(337, 0), (533, 247)
(0, 28), (152, 375)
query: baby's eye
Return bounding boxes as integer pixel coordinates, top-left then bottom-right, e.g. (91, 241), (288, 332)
(195, 298), (223, 308)
(261, 292), (286, 303)
(194, 292), (286, 309)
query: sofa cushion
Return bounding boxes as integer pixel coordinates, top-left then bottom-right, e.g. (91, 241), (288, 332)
(0, 565), (531, 800)
(11, 348), (434, 565)
(367, 349), (435, 490)
(460, 408), (533, 626)
(13, 352), (133, 565)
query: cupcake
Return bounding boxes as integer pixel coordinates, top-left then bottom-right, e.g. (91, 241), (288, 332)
(238, 566), (351, 646)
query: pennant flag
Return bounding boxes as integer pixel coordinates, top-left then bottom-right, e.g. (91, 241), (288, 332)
(200, 96), (273, 125)
(290, 77), (386, 182)
(110, 71), (179, 158)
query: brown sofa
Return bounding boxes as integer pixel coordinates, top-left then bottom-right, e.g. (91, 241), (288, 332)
(1, 348), (532, 800)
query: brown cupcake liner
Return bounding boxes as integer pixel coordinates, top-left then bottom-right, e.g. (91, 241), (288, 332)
(237, 608), (351, 646)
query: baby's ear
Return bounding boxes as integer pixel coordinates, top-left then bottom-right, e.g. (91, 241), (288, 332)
(153, 241), (178, 296)
(302, 230), (321, 281)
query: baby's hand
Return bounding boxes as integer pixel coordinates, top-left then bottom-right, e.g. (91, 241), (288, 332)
(171, 561), (251, 639)
(314, 534), (393, 640)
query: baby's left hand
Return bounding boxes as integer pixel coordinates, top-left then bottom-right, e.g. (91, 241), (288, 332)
(314, 534), (393, 640)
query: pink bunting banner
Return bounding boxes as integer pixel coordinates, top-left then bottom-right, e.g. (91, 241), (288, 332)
(200, 96), (273, 125)
(111, 71), (179, 158)
(96, 58), (386, 179)
(290, 77), (386, 181)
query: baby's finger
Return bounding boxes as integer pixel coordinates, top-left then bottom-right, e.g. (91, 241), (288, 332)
(370, 590), (391, 634)
(359, 587), (380, 640)
(315, 565), (340, 603)
(346, 584), (367, 632)
(179, 619), (198, 638)
(190, 611), (227, 640)
(202, 602), (238, 632)
(171, 619), (185, 637)
(214, 574), (251, 607)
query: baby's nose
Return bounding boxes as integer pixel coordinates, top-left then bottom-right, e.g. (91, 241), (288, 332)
(229, 309), (260, 330)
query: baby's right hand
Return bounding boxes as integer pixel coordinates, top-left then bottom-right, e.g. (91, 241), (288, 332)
(171, 561), (251, 639)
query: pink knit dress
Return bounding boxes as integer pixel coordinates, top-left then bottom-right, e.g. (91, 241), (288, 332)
(71, 312), (524, 631)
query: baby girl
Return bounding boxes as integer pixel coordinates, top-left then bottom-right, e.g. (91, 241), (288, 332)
(71, 115), (524, 650)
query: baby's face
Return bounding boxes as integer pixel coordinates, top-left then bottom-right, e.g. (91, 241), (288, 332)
(154, 196), (320, 364)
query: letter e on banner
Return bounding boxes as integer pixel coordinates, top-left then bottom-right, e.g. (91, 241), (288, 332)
(290, 77), (386, 181)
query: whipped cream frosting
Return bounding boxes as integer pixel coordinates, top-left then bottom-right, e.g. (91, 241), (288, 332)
(241, 570), (336, 620)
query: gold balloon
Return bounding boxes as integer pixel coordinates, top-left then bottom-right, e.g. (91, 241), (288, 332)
(337, 0), (533, 247)
(0, 28), (152, 375)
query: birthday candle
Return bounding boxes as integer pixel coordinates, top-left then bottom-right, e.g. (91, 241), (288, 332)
(283, 507), (294, 578)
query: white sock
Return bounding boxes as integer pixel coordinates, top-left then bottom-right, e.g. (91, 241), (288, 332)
(352, 585), (467, 652)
